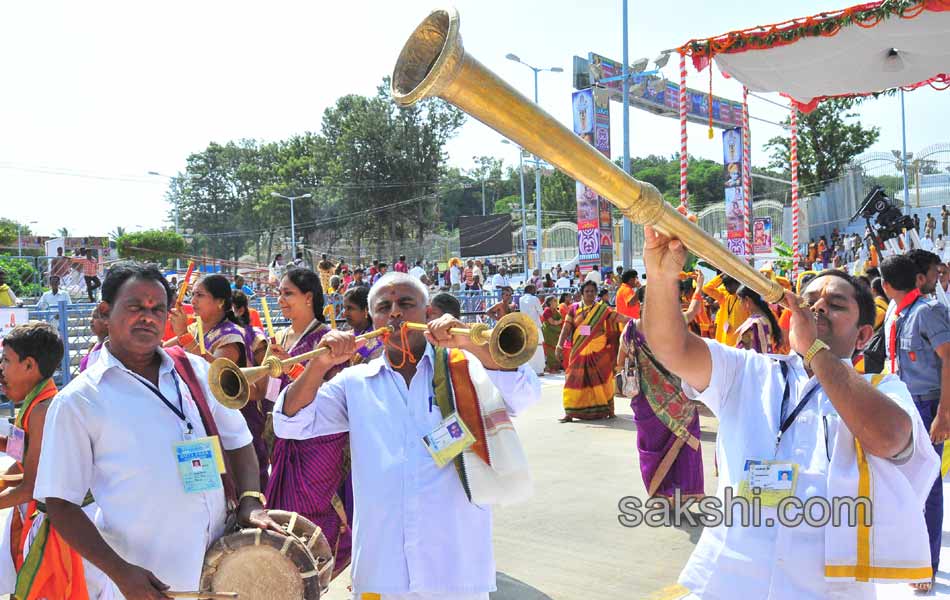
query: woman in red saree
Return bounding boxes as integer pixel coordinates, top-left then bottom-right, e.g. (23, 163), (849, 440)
(555, 280), (624, 422)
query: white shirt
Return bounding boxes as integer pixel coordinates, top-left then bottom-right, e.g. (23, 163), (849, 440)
(678, 340), (933, 600)
(449, 266), (461, 285)
(36, 289), (72, 310)
(34, 344), (253, 594)
(584, 270), (601, 284)
(920, 236), (935, 252)
(491, 273), (509, 290)
(273, 345), (540, 596)
(555, 276), (571, 289)
(408, 265), (426, 280)
(518, 293), (543, 329)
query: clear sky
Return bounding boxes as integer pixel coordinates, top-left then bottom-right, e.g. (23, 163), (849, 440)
(2, 0), (946, 236)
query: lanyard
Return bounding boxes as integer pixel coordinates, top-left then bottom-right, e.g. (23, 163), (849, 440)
(127, 370), (194, 435)
(775, 361), (821, 453)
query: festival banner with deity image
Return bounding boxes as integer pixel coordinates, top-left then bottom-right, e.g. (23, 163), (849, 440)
(573, 88), (612, 273)
(753, 217), (773, 254)
(722, 126), (747, 256)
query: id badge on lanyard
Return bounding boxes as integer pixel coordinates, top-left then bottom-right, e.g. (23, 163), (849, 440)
(174, 436), (226, 494)
(739, 362), (816, 507)
(422, 412), (475, 468)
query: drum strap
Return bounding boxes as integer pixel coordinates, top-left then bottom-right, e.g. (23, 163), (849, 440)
(166, 346), (239, 510)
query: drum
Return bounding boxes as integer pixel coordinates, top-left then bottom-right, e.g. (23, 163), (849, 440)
(199, 510), (334, 599)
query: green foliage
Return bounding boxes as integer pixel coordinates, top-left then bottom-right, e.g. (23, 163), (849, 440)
(765, 98), (880, 194)
(0, 257), (42, 297)
(0, 219), (32, 248)
(866, 174), (903, 199)
(116, 230), (187, 263)
(164, 78), (465, 263)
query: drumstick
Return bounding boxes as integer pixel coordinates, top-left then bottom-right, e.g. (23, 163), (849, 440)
(165, 592), (238, 599)
(0, 473), (23, 481)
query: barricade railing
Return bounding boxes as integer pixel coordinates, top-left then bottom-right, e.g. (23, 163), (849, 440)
(19, 286), (612, 387)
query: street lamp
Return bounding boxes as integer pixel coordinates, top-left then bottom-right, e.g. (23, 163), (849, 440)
(17, 221), (38, 257)
(506, 52), (563, 273)
(270, 192), (312, 257)
(148, 170), (182, 270)
(502, 139), (529, 281)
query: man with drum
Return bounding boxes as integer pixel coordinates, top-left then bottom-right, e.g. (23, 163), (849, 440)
(35, 262), (283, 599)
(275, 272), (541, 600)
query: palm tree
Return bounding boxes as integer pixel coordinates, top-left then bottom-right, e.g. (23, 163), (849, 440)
(109, 226), (126, 243)
(57, 227), (69, 239)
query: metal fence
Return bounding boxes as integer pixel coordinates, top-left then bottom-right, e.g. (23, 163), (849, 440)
(21, 290), (525, 388)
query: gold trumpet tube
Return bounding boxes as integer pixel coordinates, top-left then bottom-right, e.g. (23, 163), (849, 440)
(208, 327), (391, 409)
(391, 9), (784, 304)
(403, 311), (539, 369)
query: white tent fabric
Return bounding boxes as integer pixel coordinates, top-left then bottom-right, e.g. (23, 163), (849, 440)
(712, 9), (950, 107)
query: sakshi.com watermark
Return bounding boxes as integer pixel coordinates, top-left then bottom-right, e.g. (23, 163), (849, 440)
(618, 488), (872, 529)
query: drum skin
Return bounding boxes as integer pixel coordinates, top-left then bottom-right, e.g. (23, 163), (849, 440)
(200, 510), (334, 599)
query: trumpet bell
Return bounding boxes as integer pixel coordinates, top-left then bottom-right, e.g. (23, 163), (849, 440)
(207, 356), (282, 410)
(489, 312), (539, 369)
(208, 358), (249, 410)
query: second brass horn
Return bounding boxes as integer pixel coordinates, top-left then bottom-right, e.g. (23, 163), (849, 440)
(403, 311), (539, 369)
(207, 315), (538, 408)
(392, 8), (784, 304)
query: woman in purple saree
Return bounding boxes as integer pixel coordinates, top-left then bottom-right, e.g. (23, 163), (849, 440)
(617, 303), (704, 500)
(264, 268), (378, 578)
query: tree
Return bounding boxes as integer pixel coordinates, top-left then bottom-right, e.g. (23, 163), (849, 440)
(109, 226), (127, 243)
(57, 227), (69, 239)
(0, 257), (41, 297)
(765, 98), (880, 194)
(116, 230), (187, 263)
(0, 219), (31, 248)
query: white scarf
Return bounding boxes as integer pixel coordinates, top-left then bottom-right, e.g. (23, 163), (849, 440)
(824, 374), (938, 584)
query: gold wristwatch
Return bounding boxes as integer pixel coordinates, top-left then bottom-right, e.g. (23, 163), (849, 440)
(803, 339), (830, 370)
(239, 491), (267, 507)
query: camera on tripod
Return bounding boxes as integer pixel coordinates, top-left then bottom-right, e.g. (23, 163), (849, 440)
(850, 186), (916, 244)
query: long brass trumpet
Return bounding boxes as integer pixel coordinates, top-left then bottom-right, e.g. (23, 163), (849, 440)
(207, 313), (539, 409)
(391, 9), (785, 304)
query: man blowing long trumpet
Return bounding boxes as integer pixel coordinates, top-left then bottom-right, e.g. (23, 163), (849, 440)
(274, 272), (540, 600)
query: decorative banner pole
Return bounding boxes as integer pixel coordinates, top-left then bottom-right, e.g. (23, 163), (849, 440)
(790, 106), (801, 278)
(741, 86), (752, 263)
(679, 51), (689, 210)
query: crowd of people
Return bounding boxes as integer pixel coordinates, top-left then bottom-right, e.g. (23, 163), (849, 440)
(2, 213), (950, 598)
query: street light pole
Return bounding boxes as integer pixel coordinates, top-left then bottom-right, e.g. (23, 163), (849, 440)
(270, 192), (313, 258)
(621, 0), (633, 269)
(532, 69), (544, 276)
(503, 139), (529, 281)
(506, 53), (562, 274)
(148, 171), (182, 271)
(899, 89), (910, 207)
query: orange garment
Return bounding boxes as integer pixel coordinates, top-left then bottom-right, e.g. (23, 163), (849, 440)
(615, 283), (639, 319)
(702, 274), (750, 348)
(694, 302), (715, 338)
(13, 380), (89, 600)
(163, 303), (195, 341)
(867, 245), (879, 268)
(248, 307), (264, 330)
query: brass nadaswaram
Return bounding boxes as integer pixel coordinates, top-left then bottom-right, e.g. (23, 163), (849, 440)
(207, 312), (539, 409)
(390, 8), (785, 304)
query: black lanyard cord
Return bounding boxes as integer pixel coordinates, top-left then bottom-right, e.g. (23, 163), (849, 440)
(775, 360), (821, 452)
(128, 370), (194, 434)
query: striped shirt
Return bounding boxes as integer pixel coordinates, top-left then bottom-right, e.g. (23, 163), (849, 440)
(80, 257), (99, 276)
